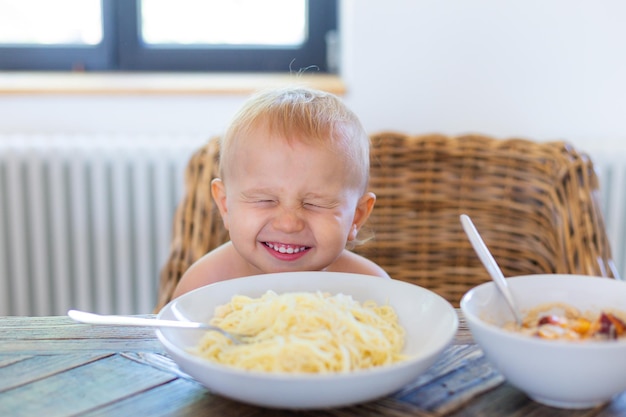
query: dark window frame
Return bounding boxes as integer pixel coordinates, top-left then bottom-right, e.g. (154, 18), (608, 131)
(0, 0), (338, 73)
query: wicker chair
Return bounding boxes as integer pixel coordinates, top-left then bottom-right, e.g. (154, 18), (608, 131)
(155, 132), (618, 311)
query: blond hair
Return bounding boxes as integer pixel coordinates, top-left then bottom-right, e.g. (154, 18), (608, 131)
(219, 86), (370, 192)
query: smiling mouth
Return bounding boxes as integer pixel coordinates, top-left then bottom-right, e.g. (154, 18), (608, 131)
(264, 242), (309, 254)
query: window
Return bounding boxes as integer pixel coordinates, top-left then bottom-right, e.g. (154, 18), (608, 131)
(0, 0), (338, 72)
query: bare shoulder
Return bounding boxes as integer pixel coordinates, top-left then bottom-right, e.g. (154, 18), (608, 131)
(172, 242), (241, 298)
(329, 250), (390, 279)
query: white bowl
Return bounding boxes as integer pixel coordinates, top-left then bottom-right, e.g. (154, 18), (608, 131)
(157, 271), (458, 409)
(460, 274), (626, 409)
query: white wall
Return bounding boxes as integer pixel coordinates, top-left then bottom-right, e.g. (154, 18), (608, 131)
(341, 0), (626, 150)
(1, 0), (625, 150)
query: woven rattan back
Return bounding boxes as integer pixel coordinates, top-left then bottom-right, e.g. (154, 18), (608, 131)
(155, 133), (617, 310)
(357, 132), (617, 305)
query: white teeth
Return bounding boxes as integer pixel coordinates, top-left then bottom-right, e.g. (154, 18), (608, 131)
(267, 243), (307, 254)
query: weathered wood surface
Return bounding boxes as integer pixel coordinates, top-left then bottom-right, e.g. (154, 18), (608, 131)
(1, 312), (625, 417)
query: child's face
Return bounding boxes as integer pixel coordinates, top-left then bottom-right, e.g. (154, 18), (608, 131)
(212, 128), (374, 275)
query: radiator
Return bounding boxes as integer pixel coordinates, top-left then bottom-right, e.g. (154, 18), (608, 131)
(0, 134), (206, 316)
(593, 151), (626, 279)
(1, 135), (624, 317)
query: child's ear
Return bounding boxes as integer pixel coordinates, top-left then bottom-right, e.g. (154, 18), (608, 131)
(211, 178), (230, 230)
(348, 192), (376, 241)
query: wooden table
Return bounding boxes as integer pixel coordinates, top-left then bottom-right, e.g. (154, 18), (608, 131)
(2, 311), (626, 417)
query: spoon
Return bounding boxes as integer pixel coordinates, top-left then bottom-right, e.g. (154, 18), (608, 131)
(67, 309), (244, 344)
(459, 214), (523, 326)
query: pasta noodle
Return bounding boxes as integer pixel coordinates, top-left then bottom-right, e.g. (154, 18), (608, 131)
(193, 291), (407, 373)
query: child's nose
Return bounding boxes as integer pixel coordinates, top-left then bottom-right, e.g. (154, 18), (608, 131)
(272, 207), (305, 232)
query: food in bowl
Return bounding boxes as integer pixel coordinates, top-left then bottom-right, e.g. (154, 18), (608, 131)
(461, 274), (626, 409)
(503, 302), (626, 341)
(192, 290), (407, 373)
(157, 271), (458, 409)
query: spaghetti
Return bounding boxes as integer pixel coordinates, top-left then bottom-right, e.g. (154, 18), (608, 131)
(193, 291), (407, 373)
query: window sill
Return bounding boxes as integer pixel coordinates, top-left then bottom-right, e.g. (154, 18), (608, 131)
(0, 72), (346, 96)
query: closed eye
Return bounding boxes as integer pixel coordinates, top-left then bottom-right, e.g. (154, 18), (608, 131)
(240, 192), (277, 206)
(303, 201), (336, 209)
(255, 199), (277, 205)
(242, 197), (277, 206)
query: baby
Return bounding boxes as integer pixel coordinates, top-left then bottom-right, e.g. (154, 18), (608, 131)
(172, 86), (389, 299)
